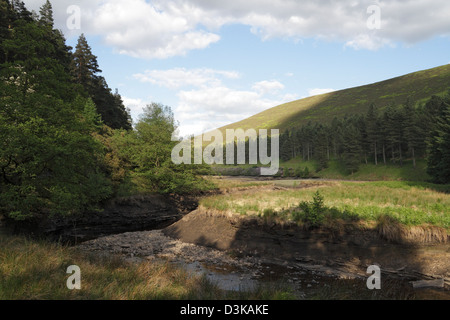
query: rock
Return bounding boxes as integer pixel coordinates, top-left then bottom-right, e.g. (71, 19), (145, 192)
(6, 194), (198, 243)
(411, 279), (445, 289)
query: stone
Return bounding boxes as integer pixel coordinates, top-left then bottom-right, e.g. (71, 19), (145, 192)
(5, 194), (198, 244)
(411, 279), (445, 289)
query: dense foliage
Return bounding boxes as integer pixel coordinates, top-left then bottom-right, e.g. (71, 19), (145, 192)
(0, 0), (210, 221)
(278, 94), (450, 183)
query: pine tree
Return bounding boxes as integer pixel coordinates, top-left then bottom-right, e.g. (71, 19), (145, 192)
(11, 0), (32, 21)
(341, 123), (362, 174)
(427, 95), (450, 184)
(314, 124), (329, 171)
(71, 33), (101, 93)
(403, 100), (425, 168)
(330, 117), (344, 158)
(0, 0), (13, 64)
(280, 130), (293, 161)
(71, 34), (131, 130)
(384, 105), (406, 165)
(38, 0), (53, 27)
(366, 103), (380, 165)
(356, 114), (370, 164)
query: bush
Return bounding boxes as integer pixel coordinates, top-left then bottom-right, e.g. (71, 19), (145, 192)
(293, 191), (325, 228)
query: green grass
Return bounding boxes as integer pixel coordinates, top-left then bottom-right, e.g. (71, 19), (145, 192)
(209, 64), (450, 135)
(200, 179), (450, 230)
(278, 157), (431, 182)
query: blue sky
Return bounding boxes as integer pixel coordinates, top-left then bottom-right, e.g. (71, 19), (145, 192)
(23, 0), (450, 137)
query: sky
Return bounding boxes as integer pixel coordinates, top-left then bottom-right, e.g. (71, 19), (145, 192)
(22, 0), (450, 138)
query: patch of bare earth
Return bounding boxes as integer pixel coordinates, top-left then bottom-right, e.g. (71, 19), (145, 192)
(163, 208), (449, 287)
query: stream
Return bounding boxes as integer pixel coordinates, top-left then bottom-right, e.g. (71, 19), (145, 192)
(76, 229), (449, 300)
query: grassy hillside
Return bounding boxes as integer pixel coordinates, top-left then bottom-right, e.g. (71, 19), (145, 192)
(214, 64), (450, 134)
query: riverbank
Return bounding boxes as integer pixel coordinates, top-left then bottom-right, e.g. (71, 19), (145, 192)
(2, 177), (449, 299)
(76, 209), (450, 299)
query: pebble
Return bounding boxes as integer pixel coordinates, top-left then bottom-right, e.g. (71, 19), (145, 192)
(77, 230), (257, 272)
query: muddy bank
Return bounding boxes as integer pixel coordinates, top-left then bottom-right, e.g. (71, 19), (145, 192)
(4, 194), (199, 243)
(163, 208), (450, 285)
(76, 209), (449, 298)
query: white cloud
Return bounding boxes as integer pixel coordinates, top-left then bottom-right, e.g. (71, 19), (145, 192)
(23, 0), (450, 57)
(121, 97), (147, 123)
(175, 81), (296, 137)
(90, 0), (220, 59)
(133, 68), (240, 89)
(252, 80), (285, 95)
(131, 68), (295, 136)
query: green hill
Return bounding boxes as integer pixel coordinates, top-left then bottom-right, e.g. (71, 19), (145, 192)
(214, 64), (450, 134)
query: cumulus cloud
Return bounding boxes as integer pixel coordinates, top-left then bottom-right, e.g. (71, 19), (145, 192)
(175, 82), (297, 136)
(121, 97), (147, 123)
(23, 0), (450, 58)
(89, 0), (220, 59)
(252, 80), (285, 95)
(129, 66), (298, 136)
(133, 68), (240, 89)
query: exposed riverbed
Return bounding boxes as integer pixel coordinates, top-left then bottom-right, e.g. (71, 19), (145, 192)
(77, 227), (449, 299)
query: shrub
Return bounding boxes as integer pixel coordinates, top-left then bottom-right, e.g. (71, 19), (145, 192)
(294, 191), (325, 228)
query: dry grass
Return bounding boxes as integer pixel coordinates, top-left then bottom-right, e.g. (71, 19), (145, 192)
(376, 214), (448, 244)
(0, 234), (220, 300)
(0, 233), (296, 300)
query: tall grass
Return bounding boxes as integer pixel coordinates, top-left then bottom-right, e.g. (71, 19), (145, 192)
(0, 234), (295, 300)
(200, 180), (450, 230)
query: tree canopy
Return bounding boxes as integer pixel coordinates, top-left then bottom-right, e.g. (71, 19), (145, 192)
(0, 1), (210, 222)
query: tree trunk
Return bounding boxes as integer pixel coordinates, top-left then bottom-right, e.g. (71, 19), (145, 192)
(391, 145), (395, 164)
(374, 142), (378, 166)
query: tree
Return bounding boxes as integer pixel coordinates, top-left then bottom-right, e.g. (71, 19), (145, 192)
(384, 105), (406, 165)
(120, 103), (211, 194)
(341, 123), (362, 174)
(427, 95), (450, 184)
(38, 0), (53, 27)
(314, 124), (329, 171)
(403, 100), (425, 168)
(71, 34), (132, 130)
(71, 33), (101, 93)
(280, 129), (294, 161)
(0, 4), (113, 220)
(330, 117), (344, 158)
(366, 103), (380, 165)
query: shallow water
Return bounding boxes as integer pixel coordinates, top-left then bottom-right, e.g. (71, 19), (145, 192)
(179, 259), (449, 300)
(182, 261), (259, 292)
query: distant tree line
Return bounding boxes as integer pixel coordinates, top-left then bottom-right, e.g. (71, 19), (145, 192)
(278, 94), (450, 183)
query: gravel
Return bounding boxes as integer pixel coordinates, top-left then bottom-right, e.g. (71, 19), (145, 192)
(77, 230), (260, 270)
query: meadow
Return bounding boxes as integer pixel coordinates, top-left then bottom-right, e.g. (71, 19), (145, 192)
(201, 177), (450, 234)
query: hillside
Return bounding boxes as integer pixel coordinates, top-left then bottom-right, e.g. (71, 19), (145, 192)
(215, 64), (450, 134)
